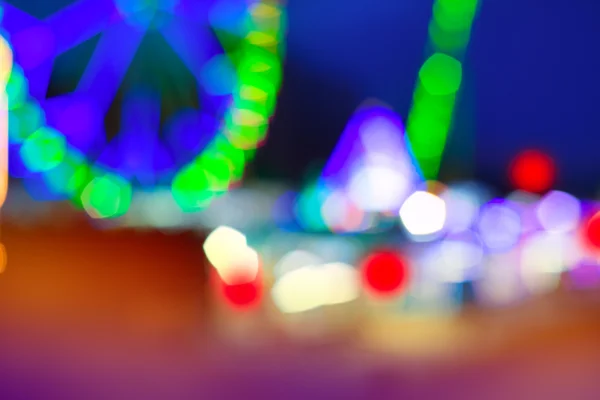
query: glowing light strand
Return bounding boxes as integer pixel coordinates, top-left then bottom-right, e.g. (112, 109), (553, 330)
(406, 0), (480, 180)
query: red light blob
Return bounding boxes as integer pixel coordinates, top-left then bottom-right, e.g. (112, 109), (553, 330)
(213, 270), (262, 310)
(360, 250), (410, 298)
(583, 212), (600, 250)
(509, 150), (556, 193)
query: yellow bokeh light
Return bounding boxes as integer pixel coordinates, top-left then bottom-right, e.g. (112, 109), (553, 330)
(0, 35), (13, 89)
(271, 262), (359, 314)
(204, 225), (248, 267)
(0, 243), (7, 274)
(0, 35), (13, 209)
(233, 108), (266, 127)
(250, 3), (281, 20)
(240, 85), (268, 102)
(246, 31), (278, 47)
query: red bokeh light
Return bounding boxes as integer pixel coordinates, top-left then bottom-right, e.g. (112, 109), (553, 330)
(583, 212), (600, 250)
(213, 270), (262, 310)
(509, 150), (556, 193)
(360, 250), (410, 298)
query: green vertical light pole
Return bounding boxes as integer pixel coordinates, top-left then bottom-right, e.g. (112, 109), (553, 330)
(406, 0), (480, 180)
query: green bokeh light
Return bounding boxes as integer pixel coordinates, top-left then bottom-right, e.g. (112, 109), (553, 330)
(429, 23), (472, 52)
(171, 162), (215, 212)
(200, 153), (234, 192)
(419, 53), (463, 96)
(209, 136), (247, 180)
(434, 0), (478, 33)
(42, 151), (90, 198)
(6, 66), (27, 110)
(9, 100), (45, 143)
(20, 127), (66, 172)
(81, 174), (132, 219)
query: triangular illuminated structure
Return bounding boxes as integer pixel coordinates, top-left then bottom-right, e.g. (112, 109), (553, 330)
(319, 102), (422, 213)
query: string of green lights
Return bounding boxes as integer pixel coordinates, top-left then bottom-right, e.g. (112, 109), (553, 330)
(406, 0), (480, 180)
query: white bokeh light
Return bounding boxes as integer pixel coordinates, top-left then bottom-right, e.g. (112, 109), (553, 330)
(441, 185), (482, 233)
(203, 226), (259, 284)
(435, 235), (484, 283)
(399, 191), (447, 236)
(536, 191), (581, 233)
(271, 262), (359, 314)
(347, 164), (412, 212)
(477, 202), (522, 252)
(359, 116), (403, 154)
(204, 226), (248, 267)
(520, 231), (570, 294)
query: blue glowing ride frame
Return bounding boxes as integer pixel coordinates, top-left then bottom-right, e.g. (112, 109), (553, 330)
(5, 0), (232, 180)
(1, 0), (285, 211)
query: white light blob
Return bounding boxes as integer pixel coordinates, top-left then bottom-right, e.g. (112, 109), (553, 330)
(441, 186), (481, 233)
(204, 226), (248, 267)
(536, 191), (581, 233)
(477, 202), (522, 252)
(272, 267), (320, 314)
(359, 116), (403, 154)
(203, 226), (259, 284)
(399, 191), (447, 236)
(347, 164), (412, 212)
(271, 262), (359, 314)
(320, 262), (360, 306)
(436, 235), (484, 283)
(520, 231), (570, 294)
(218, 246), (260, 285)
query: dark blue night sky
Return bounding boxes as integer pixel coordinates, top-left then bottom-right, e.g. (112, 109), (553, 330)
(259, 0), (600, 196)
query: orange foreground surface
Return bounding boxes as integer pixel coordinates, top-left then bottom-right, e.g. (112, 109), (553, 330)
(0, 221), (599, 399)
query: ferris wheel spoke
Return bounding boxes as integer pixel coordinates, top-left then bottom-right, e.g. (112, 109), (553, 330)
(173, 0), (217, 23)
(46, 0), (119, 54)
(77, 21), (147, 114)
(121, 92), (162, 178)
(121, 89), (161, 135)
(159, 17), (222, 85)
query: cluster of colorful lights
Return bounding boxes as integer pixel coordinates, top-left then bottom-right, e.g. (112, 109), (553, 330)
(206, 182), (600, 314)
(196, 104), (600, 314)
(406, 0), (480, 179)
(1, 0), (285, 218)
(292, 104), (421, 232)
